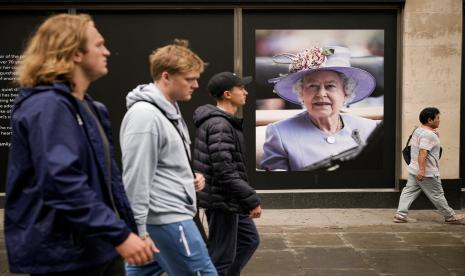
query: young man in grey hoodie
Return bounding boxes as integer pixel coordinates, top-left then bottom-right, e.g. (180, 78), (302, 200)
(120, 39), (217, 276)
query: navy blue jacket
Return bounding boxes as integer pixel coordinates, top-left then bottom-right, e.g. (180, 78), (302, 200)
(4, 83), (137, 274)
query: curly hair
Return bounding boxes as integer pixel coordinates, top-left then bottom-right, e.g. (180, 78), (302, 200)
(15, 13), (93, 87)
(149, 39), (205, 80)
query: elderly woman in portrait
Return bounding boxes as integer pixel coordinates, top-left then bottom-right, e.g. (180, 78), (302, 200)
(259, 46), (379, 171)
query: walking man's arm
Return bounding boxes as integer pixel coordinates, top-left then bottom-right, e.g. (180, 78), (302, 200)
(416, 149), (428, 181)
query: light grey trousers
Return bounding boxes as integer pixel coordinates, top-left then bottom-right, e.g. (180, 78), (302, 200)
(397, 173), (455, 218)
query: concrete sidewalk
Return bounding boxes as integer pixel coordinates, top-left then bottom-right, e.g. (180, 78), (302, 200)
(1, 209), (465, 276)
(243, 209), (465, 276)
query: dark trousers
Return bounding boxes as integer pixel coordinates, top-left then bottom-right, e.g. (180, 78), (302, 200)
(30, 256), (124, 276)
(206, 211), (260, 276)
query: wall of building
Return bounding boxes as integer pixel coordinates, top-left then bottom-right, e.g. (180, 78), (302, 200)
(0, 0), (462, 208)
(402, 0), (462, 179)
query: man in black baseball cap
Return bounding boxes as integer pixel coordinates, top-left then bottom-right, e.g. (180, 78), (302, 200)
(193, 72), (261, 275)
(207, 71), (253, 99)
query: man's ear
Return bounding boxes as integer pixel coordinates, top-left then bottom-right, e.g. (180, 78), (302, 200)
(73, 50), (83, 64)
(160, 71), (171, 82)
(223, 90), (231, 99)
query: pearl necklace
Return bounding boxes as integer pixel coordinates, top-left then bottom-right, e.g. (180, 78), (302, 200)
(325, 117), (342, 144)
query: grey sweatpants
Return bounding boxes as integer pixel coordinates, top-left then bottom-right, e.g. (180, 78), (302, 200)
(397, 173), (455, 218)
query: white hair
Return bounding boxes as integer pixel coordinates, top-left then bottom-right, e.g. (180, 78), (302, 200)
(292, 70), (356, 107)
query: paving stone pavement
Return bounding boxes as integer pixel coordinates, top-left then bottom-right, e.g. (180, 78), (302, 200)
(1, 209), (465, 276)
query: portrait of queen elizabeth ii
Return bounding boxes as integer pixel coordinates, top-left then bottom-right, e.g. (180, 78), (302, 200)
(259, 46), (380, 171)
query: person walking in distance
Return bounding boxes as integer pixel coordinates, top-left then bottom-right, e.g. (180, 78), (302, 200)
(394, 107), (465, 224)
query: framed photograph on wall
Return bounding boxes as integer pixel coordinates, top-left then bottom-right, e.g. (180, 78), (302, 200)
(255, 29), (384, 171)
(242, 8), (399, 189)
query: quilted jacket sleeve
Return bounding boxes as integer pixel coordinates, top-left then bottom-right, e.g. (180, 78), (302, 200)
(207, 122), (260, 211)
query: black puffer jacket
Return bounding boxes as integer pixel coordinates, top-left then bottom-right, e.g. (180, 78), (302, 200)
(193, 104), (260, 213)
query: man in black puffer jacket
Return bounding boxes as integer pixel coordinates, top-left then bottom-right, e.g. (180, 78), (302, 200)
(193, 72), (261, 276)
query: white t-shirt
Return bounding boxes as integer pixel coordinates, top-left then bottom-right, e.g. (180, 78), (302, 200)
(408, 127), (441, 177)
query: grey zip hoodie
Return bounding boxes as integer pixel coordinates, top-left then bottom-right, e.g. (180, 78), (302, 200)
(120, 83), (196, 236)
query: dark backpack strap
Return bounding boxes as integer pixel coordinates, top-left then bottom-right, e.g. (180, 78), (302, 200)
(134, 100), (208, 241)
(405, 127), (418, 147)
(135, 100), (196, 178)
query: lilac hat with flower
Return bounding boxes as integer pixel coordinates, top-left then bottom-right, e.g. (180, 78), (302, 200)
(269, 46), (376, 105)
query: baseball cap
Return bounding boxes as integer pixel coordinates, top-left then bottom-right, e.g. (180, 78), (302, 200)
(207, 72), (253, 98)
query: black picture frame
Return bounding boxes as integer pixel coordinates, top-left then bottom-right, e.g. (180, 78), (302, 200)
(242, 8), (398, 189)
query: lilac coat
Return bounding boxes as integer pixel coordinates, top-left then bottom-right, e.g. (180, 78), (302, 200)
(259, 112), (378, 171)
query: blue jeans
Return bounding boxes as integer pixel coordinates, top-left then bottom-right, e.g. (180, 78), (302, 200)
(126, 219), (217, 276)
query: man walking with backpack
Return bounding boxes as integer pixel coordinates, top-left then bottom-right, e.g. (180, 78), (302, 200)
(394, 107), (465, 224)
(120, 39), (217, 275)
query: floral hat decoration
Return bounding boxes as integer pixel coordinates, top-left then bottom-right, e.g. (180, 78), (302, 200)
(268, 46), (376, 105)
